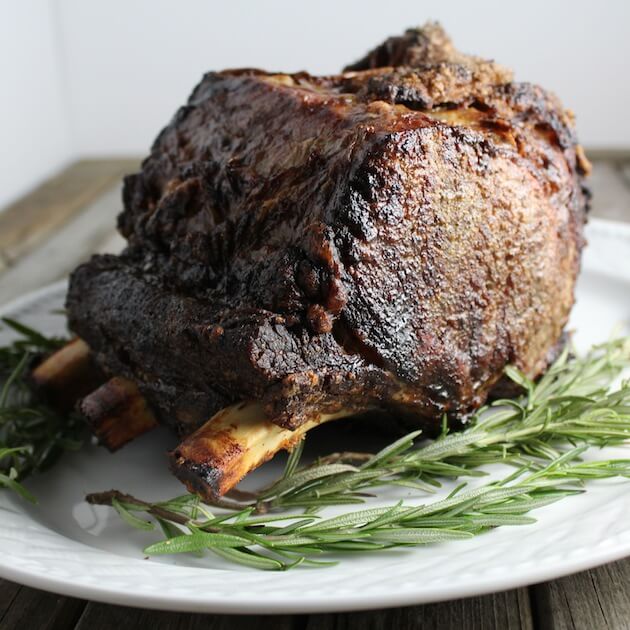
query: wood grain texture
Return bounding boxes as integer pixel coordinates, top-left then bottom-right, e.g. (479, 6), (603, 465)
(0, 582), (85, 630)
(0, 159), (138, 266)
(587, 161), (630, 222)
(0, 185), (124, 304)
(531, 559), (630, 630)
(0, 581), (20, 621)
(585, 149), (630, 163)
(306, 589), (533, 630)
(74, 603), (299, 630)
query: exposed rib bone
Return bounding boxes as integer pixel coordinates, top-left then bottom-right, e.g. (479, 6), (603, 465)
(169, 402), (355, 501)
(79, 377), (158, 452)
(30, 339), (359, 490)
(30, 338), (104, 410)
(30, 338), (156, 450)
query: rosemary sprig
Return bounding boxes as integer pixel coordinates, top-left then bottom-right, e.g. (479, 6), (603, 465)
(88, 336), (630, 570)
(88, 448), (630, 571)
(0, 318), (83, 502)
(239, 337), (630, 513)
(1, 314), (627, 569)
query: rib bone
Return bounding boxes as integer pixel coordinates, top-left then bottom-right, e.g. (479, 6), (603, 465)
(169, 403), (354, 501)
(30, 338), (104, 410)
(79, 377), (159, 452)
(30, 339), (357, 489)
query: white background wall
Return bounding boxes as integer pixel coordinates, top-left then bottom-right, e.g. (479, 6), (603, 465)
(0, 2), (71, 209)
(2, 0), (630, 209)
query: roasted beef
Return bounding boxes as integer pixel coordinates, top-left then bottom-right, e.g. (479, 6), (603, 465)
(66, 23), (590, 491)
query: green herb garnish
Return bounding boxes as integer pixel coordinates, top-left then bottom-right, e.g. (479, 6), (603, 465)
(0, 318), (83, 502)
(1, 314), (629, 567)
(87, 337), (630, 570)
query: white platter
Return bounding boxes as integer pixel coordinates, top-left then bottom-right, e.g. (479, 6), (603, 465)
(0, 217), (629, 614)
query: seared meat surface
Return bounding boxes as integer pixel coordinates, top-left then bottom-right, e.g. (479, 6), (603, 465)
(67, 24), (589, 444)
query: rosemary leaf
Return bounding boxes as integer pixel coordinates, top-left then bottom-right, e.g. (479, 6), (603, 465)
(368, 528), (474, 544)
(210, 547), (284, 571)
(89, 336), (630, 571)
(112, 497), (155, 531)
(0, 319), (83, 497)
(2, 316), (630, 572)
(144, 532), (251, 555)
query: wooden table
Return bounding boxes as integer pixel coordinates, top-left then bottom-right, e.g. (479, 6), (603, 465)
(1, 156), (629, 630)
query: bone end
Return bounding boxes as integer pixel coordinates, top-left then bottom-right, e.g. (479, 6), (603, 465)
(30, 338), (104, 410)
(79, 377), (159, 452)
(169, 402), (349, 501)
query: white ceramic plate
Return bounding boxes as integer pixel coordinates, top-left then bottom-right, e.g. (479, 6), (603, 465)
(0, 217), (629, 614)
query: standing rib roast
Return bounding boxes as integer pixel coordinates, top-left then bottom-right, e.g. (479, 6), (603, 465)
(49, 24), (590, 499)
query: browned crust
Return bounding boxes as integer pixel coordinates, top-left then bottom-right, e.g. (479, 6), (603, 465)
(66, 22), (589, 441)
(169, 403), (351, 500)
(78, 377), (158, 451)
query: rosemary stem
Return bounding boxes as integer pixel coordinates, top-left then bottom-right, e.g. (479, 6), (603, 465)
(86, 490), (193, 526)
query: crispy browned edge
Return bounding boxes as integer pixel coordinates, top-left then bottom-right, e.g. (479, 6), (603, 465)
(78, 377), (159, 452)
(31, 339), (158, 451)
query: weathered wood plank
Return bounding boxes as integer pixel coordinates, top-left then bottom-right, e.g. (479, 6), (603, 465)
(0, 584), (85, 630)
(95, 230), (126, 255)
(0, 159), (138, 266)
(0, 581), (20, 622)
(0, 185), (123, 305)
(587, 161), (630, 222)
(531, 558), (630, 630)
(306, 589), (533, 630)
(584, 149), (630, 163)
(74, 603), (299, 630)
